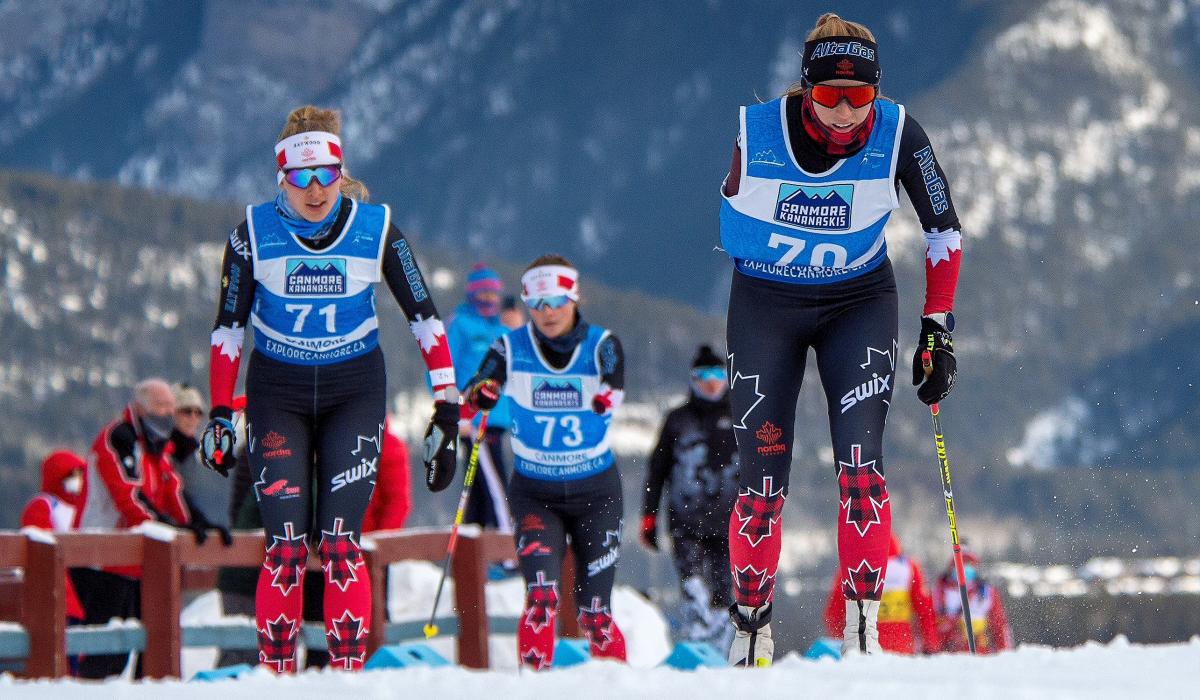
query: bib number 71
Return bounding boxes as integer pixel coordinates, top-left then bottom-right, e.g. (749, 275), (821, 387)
(767, 233), (848, 268)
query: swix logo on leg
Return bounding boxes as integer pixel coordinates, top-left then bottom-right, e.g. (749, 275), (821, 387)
(838, 445), (889, 536)
(732, 563), (777, 608)
(733, 476), (786, 547)
(577, 597), (616, 651)
(326, 609), (369, 670)
(263, 522), (307, 596)
(319, 517), (364, 592)
(586, 525), (622, 578)
(840, 341), (898, 414)
(257, 613), (298, 673)
(330, 457), (378, 492)
(522, 570), (559, 633)
(842, 558), (884, 600)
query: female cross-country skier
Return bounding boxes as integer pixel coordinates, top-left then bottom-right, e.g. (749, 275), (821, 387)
(199, 106), (461, 672)
(464, 255), (628, 670)
(719, 13), (963, 665)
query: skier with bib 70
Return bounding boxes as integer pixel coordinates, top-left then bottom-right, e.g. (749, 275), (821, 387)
(719, 13), (964, 665)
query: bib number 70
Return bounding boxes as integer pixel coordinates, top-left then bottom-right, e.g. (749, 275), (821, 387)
(767, 232), (848, 268)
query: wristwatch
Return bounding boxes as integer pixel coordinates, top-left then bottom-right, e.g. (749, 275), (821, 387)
(924, 312), (955, 332)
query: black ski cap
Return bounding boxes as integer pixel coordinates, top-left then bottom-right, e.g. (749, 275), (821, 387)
(692, 345), (724, 369)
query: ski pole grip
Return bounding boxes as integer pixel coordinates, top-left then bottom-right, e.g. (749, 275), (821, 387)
(921, 349), (933, 378)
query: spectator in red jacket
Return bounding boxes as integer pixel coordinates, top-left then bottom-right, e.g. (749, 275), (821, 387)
(933, 548), (1013, 654)
(824, 533), (939, 654)
(20, 450), (87, 622)
(73, 378), (228, 679)
(361, 419), (411, 532)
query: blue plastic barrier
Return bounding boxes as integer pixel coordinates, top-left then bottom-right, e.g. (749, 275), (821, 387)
(553, 638), (591, 667)
(661, 641), (729, 669)
(804, 637), (842, 660)
(365, 642), (451, 670)
(191, 663), (254, 682)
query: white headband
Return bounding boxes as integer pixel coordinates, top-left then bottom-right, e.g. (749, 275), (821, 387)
(521, 265), (579, 301)
(275, 131), (343, 183)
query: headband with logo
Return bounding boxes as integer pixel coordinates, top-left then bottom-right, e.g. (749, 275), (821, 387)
(521, 265), (579, 302)
(801, 36), (881, 86)
(274, 131), (343, 183)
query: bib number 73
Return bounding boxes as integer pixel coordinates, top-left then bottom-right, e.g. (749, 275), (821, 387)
(767, 232), (848, 268)
(533, 415), (584, 447)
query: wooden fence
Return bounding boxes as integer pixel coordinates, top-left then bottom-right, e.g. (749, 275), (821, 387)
(0, 527), (577, 679)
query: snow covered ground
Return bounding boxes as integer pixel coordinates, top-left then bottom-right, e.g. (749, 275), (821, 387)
(2, 638), (1196, 699)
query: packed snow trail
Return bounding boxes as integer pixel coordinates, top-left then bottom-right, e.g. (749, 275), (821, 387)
(2, 637), (1196, 699)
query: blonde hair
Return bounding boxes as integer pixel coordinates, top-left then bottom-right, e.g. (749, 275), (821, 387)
(277, 105), (369, 201)
(525, 253), (575, 272)
(785, 13), (878, 97)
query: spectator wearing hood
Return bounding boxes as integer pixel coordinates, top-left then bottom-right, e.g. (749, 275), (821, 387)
(446, 263), (514, 532)
(824, 533), (940, 654)
(20, 450), (88, 622)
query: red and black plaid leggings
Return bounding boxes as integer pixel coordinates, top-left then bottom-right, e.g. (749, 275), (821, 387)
(245, 349), (386, 673)
(725, 263), (897, 609)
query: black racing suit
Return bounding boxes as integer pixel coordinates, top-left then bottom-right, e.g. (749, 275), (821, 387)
(643, 391), (739, 608)
(722, 100), (963, 611)
(468, 314), (628, 668)
(210, 196), (450, 672)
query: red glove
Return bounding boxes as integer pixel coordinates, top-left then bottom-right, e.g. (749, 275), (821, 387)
(468, 379), (502, 412)
(640, 514), (659, 551)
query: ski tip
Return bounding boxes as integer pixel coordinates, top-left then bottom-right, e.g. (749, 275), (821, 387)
(423, 623), (438, 639)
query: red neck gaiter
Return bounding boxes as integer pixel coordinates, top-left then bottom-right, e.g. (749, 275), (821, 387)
(801, 92), (876, 156)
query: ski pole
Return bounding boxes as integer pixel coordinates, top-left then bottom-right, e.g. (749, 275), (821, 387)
(922, 350), (977, 655)
(423, 410), (490, 639)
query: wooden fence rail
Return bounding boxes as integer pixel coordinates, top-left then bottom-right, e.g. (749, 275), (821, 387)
(0, 526), (573, 679)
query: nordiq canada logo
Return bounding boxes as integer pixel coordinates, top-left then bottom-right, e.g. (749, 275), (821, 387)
(774, 183), (853, 230)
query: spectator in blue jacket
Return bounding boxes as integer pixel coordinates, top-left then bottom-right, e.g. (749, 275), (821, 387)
(447, 264), (514, 531)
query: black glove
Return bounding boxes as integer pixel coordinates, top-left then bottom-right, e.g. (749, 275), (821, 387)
(200, 406), (236, 477)
(423, 400), (461, 492)
(186, 513), (233, 547)
(911, 315), (957, 405)
(467, 379), (501, 411)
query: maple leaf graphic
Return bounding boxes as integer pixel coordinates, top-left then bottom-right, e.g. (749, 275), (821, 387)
(211, 323), (244, 362)
(408, 315), (446, 353)
(756, 421), (782, 445)
(925, 227), (963, 267)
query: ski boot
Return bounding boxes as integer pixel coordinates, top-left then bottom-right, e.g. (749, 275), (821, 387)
(841, 599), (882, 656)
(728, 603), (773, 667)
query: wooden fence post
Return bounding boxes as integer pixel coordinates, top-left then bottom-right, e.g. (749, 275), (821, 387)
(22, 535), (66, 678)
(141, 534), (181, 679)
(452, 535), (489, 668)
(363, 546), (387, 657)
